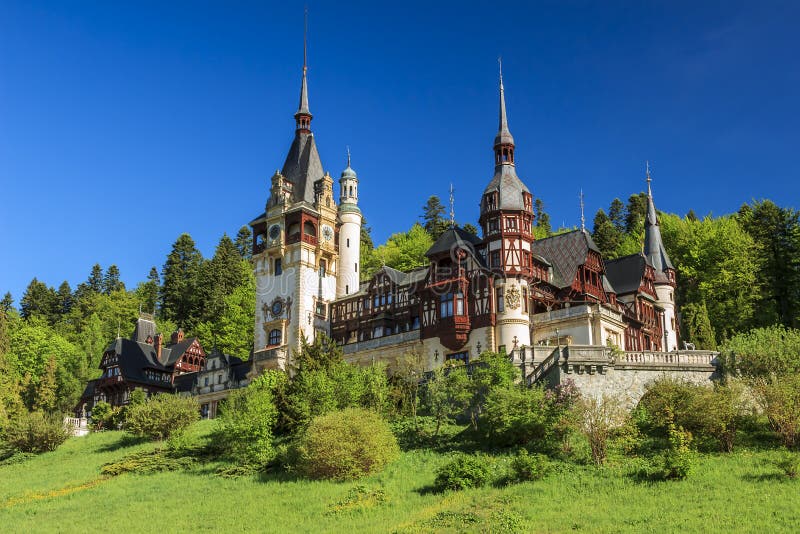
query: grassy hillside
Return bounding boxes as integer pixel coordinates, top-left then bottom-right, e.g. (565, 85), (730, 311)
(1, 422), (799, 533)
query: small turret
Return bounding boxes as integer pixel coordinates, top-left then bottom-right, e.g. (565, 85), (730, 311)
(337, 149), (362, 298)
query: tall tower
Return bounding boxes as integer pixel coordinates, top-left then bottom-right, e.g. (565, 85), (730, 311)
(478, 63), (535, 352)
(337, 150), (362, 297)
(249, 23), (339, 370)
(643, 165), (679, 351)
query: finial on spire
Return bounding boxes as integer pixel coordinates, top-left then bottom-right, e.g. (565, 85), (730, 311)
(646, 160), (652, 196)
(449, 183), (456, 228)
(295, 8), (311, 128)
(303, 6), (308, 72)
(494, 57), (515, 163)
(346, 145), (351, 168)
(580, 189), (585, 232)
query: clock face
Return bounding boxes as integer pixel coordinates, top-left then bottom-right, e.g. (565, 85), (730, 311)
(268, 225), (281, 240)
(322, 225), (334, 241)
(271, 300), (283, 317)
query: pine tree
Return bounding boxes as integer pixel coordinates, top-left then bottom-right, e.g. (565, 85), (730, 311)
(461, 223), (479, 236)
(87, 264), (104, 293)
(421, 196), (448, 240)
(19, 278), (56, 321)
(137, 267), (160, 315)
(534, 198), (552, 236)
(199, 234), (248, 323)
(1, 292), (13, 313)
(625, 193), (648, 234)
(608, 198), (625, 232)
(681, 301), (717, 351)
(34, 355), (59, 413)
(737, 201), (800, 329)
(234, 225), (253, 261)
(55, 281), (73, 316)
(161, 233), (204, 330)
(103, 265), (124, 294)
(592, 209), (622, 259)
(686, 209), (699, 222)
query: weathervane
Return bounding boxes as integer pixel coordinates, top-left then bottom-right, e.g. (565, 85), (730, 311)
(346, 145), (351, 167)
(646, 160), (652, 195)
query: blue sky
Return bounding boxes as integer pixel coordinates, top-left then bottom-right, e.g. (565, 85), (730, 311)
(1, 1), (799, 303)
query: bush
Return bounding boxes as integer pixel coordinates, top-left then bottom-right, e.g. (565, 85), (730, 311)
(637, 378), (699, 435)
(124, 394), (199, 441)
(217, 372), (281, 466)
(4, 410), (71, 453)
(481, 385), (570, 451)
(90, 401), (118, 431)
(721, 326), (800, 377)
(774, 450), (800, 479)
(659, 423), (693, 480)
(508, 449), (550, 483)
(101, 449), (194, 476)
(752, 375), (800, 449)
(295, 407), (399, 481)
(433, 454), (492, 491)
(575, 394), (626, 465)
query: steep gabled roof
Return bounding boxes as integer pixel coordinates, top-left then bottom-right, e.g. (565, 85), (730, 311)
(604, 253), (647, 295)
(161, 337), (200, 366)
(425, 227), (483, 258)
(104, 338), (172, 387)
(531, 229), (600, 288)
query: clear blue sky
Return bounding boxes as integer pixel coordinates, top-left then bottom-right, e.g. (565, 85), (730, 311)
(1, 1), (799, 303)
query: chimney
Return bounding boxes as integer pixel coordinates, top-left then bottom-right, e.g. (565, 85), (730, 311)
(154, 333), (163, 363)
(171, 328), (184, 344)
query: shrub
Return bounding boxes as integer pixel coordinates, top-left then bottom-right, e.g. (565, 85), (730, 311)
(481, 385), (568, 451)
(659, 423), (693, 480)
(295, 407), (399, 481)
(433, 454), (492, 492)
(101, 449), (194, 476)
(637, 378), (699, 435)
(217, 372), (281, 466)
(423, 366), (471, 436)
(752, 375), (800, 449)
(124, 394), (199, 441)
(90, 401), (117, 431)
(688, 383), (748, 452)
(4, 410), (71, 453)
(508, 449), (550, 483)
(721, 326), (800, 377)
(575, 394), (626, 465)
(774, 450), (800, 479)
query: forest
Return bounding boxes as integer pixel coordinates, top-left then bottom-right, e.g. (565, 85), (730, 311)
(0, 193), (798, 426)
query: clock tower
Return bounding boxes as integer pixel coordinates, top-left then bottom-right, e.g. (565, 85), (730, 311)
(249, 37), (339, 370)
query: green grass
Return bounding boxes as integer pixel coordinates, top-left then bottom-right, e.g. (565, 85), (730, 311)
(1, 422), (799, 533)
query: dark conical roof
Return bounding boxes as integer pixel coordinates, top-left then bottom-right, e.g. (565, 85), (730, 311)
(281, 131), (324, 205)
(425, 226), (483, 258)
(643, 178), (674, 276)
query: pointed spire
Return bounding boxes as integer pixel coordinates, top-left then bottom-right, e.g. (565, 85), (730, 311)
(494, 57), (515, 165)
(346, 145), (351, 168)
(294, 8), (312, 131)
(643, 162), (675, 276)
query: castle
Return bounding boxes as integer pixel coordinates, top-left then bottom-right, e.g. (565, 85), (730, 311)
(245, 47), (703, 385)
(80, 43), (719, 418)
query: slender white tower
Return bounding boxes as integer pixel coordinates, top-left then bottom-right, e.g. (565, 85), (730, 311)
(337, 149), (362, 297)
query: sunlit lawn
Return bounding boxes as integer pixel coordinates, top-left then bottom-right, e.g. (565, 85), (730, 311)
(1, 421), (798, 533)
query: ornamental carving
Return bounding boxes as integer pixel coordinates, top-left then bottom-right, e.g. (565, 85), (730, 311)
(505, 285), (521, 310)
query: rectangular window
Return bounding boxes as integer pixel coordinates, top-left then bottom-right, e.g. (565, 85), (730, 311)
(522, 287), (528, 313)
(355, 262), (358, 272)
(347, 238), (350, 247)
(455, 291), (465, 315)
(319, 260), (327, 278)
(446, 351), (469, 364)
(204, 377), (208, 386)
(490, 251), (501, 268)
(411, 316), (420, 329)
(440, 292), (454, 318)
(496, 288), (504, 312)
(274, 258), (282, 276)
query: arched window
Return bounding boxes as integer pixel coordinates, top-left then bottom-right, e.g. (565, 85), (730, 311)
(303, 221), (316, 236)
(268, 329), (282, 346)
(287, 222), (300, 237)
